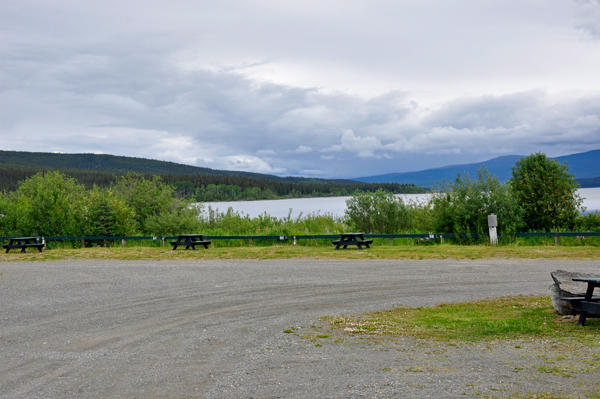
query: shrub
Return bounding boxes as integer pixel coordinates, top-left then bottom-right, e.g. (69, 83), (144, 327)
(344, 189), (409, 234)
(432, 167), (523, 242)
(83, 187), (138, 237)
(510, 153), (583, 232)
(16, 171), (87, 236)
(144, 202), (202, 236)
(113, 173), (178, 234)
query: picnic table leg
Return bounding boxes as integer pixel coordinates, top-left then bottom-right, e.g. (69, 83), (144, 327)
(172, 244), (178, 250)
(577, 283), (596, 326)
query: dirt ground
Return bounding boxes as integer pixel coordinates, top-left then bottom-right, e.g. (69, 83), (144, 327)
(0, 259), (599, 398)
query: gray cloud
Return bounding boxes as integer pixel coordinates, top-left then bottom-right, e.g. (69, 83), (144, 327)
(1, 0), (600, 178)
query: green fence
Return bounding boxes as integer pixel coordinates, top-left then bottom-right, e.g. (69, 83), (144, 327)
(3, 231), (600, 246)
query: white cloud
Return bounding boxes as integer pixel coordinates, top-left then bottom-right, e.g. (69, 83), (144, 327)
(256, 149), (277, 156)
(293, 146), (313, 153)
(339, 129), (383, 158)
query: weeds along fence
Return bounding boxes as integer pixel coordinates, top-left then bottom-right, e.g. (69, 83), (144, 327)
(3, 232), (600, 249)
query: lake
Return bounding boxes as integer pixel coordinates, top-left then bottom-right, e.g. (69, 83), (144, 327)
(201, 188), (600, 219)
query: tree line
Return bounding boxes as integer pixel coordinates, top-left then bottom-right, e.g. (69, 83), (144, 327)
(0, 167), (425, 201)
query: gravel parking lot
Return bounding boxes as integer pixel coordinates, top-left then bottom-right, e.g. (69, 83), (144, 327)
(1, 259), (599, 398)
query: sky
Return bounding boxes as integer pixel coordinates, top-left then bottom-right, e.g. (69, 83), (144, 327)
(2, 0), (600, 178)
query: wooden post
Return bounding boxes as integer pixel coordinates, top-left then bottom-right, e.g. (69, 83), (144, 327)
(121, 239), (126, 248)
(293, 236), (297, 245)
(162, 237), (166, 247)
(440, 235), (444, 244)
(388, 237), (393, 246)
(81, 238), (85, 248)
(555, 235), (559, 246)
(249, 238), (253, 247)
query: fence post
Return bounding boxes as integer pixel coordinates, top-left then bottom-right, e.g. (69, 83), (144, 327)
(293, 236), (297, 245)
(249, 238), (253, 247)
(488, 214), (498, 246)
(162, 237), (166, 247)
(121, 239), (126, 248)
(440, 235), (444, 244)
(81, 238), (85, 248)
(554, 235), (559, 246)
(388, 237), (393, 246)
(42, 237), (46, 249)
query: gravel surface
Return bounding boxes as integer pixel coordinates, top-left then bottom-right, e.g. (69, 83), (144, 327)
(0, 259), (599, 398)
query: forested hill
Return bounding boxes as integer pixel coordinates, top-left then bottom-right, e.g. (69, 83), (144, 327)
(0, 150), (426, 201)
(0, 150), (351, 184)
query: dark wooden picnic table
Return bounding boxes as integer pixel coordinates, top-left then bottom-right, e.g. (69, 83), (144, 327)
(332, 233), (373, 250)
(569, 277), (600, 326)
(170, 234), (211, 250)
(3, 237), (44, 253)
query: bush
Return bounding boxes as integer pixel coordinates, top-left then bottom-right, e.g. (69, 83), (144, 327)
(113, 173), (180, 234)
(15, 171), (87, 236)
(510, 153), (583, 232)
(432, 167), (523, 242)
(83, 187), (138, 237)
(344, 189), (409, 234)
(574, 212), (600, 232)
(144, 202), (202, 236)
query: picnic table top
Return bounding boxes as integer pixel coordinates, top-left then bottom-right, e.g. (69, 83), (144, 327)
(573, 277), (600, 284)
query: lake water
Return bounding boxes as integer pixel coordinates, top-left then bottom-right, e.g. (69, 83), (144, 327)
(201, 188), (600, 219)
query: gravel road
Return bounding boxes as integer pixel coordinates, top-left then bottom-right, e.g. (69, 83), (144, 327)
(0, 259), (599, 398)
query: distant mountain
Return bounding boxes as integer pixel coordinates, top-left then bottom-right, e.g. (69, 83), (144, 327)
(355, 149), (600, 188)
(0, 150), (354, 185)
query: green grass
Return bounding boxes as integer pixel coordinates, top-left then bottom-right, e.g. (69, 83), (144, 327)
(2, 243), (600, 262)
(327, 296), (600, 342)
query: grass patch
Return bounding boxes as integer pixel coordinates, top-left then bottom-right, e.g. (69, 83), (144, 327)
(327, 296), (600, 342)
(2, 244), (600, 261)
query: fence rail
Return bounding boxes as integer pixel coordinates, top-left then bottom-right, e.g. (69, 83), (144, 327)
(3, 231), (600, 242)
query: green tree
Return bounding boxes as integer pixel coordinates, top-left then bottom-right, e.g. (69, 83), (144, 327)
(432, 167), (523, 242)
(344, 189), (409, 234)
(113, 173), (175, 233)
(509, 153), (583, 232)
(16, 171), (87, 236)
(83, 187), (138, 237)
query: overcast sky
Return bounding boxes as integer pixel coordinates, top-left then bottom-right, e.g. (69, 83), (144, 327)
(2, 0), (600, 178)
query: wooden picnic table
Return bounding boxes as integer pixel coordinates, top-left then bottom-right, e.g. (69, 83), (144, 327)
(566, 277), (600, 326)
(3, 237), (44, 253)
(170, 234), (211, 250)
(561, 277), (600, 326)
(332, 233), (373, 250)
